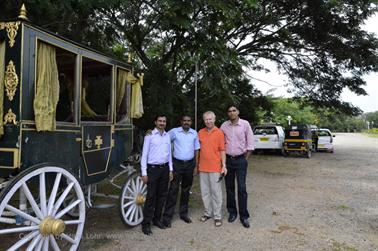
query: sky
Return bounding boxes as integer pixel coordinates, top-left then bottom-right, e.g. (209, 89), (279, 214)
(249, 14), (378, 113)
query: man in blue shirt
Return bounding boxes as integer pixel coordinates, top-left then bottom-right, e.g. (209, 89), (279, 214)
(162, 115), (200, 227)
(141, 115), (173, 235)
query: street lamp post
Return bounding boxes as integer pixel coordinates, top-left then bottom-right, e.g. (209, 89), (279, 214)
(194, 58), (198, 131)
(287, 115), (292, 125)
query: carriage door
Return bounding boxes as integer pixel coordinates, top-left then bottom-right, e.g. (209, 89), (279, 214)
(80, 56), (113, 183)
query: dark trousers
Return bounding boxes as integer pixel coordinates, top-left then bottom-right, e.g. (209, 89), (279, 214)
(225, 156), (250, 220)
(142, 165), (170, 226)
(162, 158), (195, 222)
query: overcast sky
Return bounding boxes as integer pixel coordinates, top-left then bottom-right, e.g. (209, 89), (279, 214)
(250, 14), (378, 113)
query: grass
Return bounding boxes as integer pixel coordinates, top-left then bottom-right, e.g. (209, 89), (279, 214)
(336, 204), (353, 211)
(330, 240), (358, 251)
(364, 128), (378, 138)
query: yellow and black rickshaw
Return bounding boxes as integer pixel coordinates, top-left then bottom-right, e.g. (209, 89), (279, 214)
(283, 124), (314, 158)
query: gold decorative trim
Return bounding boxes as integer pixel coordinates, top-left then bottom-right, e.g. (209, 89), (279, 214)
(5, 60), (19, 101)
(0, 148), (20, 169)
(4, 109), (17, 125)
(18, 4), (28, 20)
(0, 22), (21, 48)
(95, 136), (103, 149)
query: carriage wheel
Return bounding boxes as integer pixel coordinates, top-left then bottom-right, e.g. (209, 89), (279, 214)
(63, 184), (96, 218)
(0, 165), (85, 251)
(119, 172), (146, 227)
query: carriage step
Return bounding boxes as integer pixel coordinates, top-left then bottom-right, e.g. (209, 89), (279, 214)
(91, 203), (116, 209)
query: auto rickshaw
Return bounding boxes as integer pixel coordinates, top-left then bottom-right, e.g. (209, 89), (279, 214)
(283, 124), (313, 158)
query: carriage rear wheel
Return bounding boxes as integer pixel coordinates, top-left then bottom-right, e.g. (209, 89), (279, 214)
(119, 172), (147, 227)
(0, 165), (85, 251)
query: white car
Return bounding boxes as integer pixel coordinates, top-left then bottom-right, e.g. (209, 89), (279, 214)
(253, 125), (285, 152)
(317, 128), (335, 153)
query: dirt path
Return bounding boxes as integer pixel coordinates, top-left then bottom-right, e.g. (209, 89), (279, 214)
(80, 133), (378, 251)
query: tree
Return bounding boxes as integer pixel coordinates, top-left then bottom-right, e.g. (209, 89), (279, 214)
(365, 111), (378, 128)
(1, 0), (377, 128)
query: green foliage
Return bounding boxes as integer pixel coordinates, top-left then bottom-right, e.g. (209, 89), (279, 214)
(364, 111), (378, 128)
(267, 98), (317, 126)
(1, 0), (377, 129)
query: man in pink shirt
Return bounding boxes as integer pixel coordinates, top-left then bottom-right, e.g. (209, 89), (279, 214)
(220, 105), (254, 228)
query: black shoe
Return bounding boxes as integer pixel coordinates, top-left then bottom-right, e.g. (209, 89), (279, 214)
(142, 225), (152, 235)
(240, 219), (250, 228)
(162, 220), (171, 228)
(153, 220), (166, 229)
(228, 214), (237, 223)
(180, 215), (192, 223)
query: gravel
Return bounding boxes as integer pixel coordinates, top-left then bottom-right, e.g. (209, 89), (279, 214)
(80, 133), (378, 251)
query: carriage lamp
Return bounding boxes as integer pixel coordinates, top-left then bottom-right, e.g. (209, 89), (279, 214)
(39, 217), (66, 236)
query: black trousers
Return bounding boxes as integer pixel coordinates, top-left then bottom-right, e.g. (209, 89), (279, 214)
(142, 165), (170, 226)
(162, 158), (195, 223)
(225, 156), (250, 220)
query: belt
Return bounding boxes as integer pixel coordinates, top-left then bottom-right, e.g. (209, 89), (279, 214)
(147, 162), (169, 168)
(173, 158), (194, 163)
(226, 154), (245, 160)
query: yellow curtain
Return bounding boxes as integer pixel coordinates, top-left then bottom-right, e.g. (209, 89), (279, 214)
(0, 41), (5, 136)
(34, 42), (60, 131)
(131, 73), (144, 119)
(116, 69), (129, 110)
(81, 79), (97, 117)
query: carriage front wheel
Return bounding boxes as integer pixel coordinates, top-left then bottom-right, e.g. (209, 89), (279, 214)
(0, 165), (85, 251)
(119, 172), (147, 227)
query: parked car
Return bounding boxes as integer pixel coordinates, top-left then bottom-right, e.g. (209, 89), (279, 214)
(317, 128), (335, 153)
(253, 125), (285, 153)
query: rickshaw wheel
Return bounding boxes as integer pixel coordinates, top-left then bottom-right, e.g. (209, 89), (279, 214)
(0, 164), (85, 251)
(306, 150), (312, 158)
(119, 172), (147, 227)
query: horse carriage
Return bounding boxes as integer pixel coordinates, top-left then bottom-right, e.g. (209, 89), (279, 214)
(0, 6), (146, 250)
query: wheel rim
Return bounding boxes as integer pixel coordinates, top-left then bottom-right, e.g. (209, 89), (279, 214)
(120, 175), (146, 226)
(0, 166), (85, 251)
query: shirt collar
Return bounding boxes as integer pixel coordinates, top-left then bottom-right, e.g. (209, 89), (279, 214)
(229, 118), (241, 126)
(178, 127), (194, 133)
(152, 128), (167, 135)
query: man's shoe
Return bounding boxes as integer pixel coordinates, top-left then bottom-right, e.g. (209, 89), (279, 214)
(228, 214), (237, 223)
(240, 219), (250, 228)
(162, 220), (171, 228)
(180, 215), (192, 223)
(142, 225), (152, 235)
(153, 220), (166, 229)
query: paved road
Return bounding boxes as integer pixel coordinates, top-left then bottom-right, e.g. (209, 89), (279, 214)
(81, 133), (378, 251)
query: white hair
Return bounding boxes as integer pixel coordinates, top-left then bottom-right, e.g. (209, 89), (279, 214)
(203, 111), (216, 119)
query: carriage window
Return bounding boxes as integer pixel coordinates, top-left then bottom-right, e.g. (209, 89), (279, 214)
(55, 47), (76, 122)
(116, 68), (131, 124)
(81, 57), (112, 121)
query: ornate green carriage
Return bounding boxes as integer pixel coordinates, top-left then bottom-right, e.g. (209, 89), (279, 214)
(0, 6), (146, 250)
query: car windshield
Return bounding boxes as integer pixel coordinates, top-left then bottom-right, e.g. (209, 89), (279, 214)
(254, 127), (278, 135)
(318, 130), (331, 136)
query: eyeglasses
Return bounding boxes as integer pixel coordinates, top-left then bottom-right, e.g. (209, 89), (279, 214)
(217, 173), (225, 183)
(228, 109), (237, 112)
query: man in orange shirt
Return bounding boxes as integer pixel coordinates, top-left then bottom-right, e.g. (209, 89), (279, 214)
(197, 111), (227, 227)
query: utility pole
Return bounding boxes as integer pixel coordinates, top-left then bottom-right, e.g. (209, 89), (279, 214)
(194, 58), (198, 131)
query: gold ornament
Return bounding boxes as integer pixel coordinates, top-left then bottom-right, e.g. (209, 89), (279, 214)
(95, 136), (103, 149)
(4, 109), (17, 125)
(5, 61), (19, 101)
(0, 22), (21, 48)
